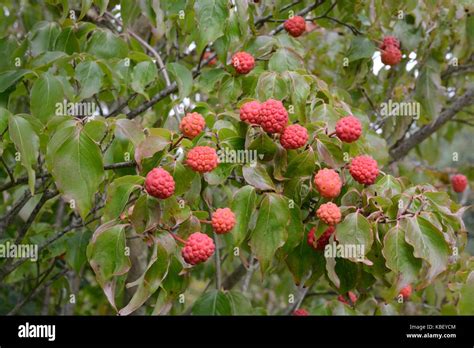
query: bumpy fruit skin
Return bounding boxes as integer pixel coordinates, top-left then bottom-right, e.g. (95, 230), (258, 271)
(349, 155), (379, 185)
(231, 51), (255, 74)
(293, 308), (309, 316)
(399, 285), (412, 300)
(179, 112), (205, 139)
(240, 101), (261, 124)
(335, 116), (362, 143)
(380, 36), (400, 50)
(316, 202), (341, 225)
(280, 124), (308, 149)
(181, 232), (215, 265)
(284, 16), (306, 37)
(259, 99), (288, 133)
(313, 168), (342, 198)
(186, 146), (218, 173)
(211, 208), (236, 234)
(144, 168), (175, 199)
(203, 51), (217, 66)
(307, 226), (336, 251)
(381, 45), (402, 66)
(451, 174), (468, 193)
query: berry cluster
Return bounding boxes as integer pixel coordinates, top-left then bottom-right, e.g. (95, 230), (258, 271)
(186, 146), (219, 173)
(179, 112), (206, 139)
(144, 168), (175, 199)
(451, 174), (468, 193)
(284, 16), (306, 37)
(231, 51), (255, 74)
(380, 36), (402, 66)
(181, 232), (215, 265)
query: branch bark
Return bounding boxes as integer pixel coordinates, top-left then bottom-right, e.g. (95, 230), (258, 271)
(389, 88), (474, 163)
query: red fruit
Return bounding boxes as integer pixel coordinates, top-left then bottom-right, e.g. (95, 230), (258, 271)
(338, 291), (358, 305)
(451, 174), (468, 193)
(259, 99), (288, 134)
(348, 291), (358, 304)
(284, 16), (306, 37)
(380, 36), (400, 50)
(293, 308), (309, 316)
(240, 101), (261, 124)
(181, 232), (215, 265)
(399, 284), (412, 300)
(381, 45), (402, 66)
(316, 202), (341, 226)
(144, 168), (175, 199)
(335, 116), (362, 143)
(349, 155), (379, 185)
(211, 208), (236, 234)
(280, 124), (308, 149)
(231, 51), (255, 74)
(203, 51), (217, 66)
(186, 146), (218, 173)
(313, 168), (342, 198)
(179, 112), (205, 139)
(307, 226), (336, 251)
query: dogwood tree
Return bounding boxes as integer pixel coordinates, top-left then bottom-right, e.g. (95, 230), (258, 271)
(0, 0), (473, 316)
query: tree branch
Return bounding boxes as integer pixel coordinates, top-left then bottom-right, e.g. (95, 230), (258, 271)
(389, 88), (474, 162)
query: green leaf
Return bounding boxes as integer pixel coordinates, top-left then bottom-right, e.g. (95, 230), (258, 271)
(372, 175), (402, 197)
(75, 60), (104, 100)
(86, 29), (128, 59)
(194, 0), (228, 52)
(47, 124), (105, 218)
(268, 48), (304, 73)
(65, 229), (92, 273)
(8, 114), (39, 194)
(250, 193), (290, 275)
(115, 118), (146, 147)
(79, 0), (93, 20)
(103, 175), (145, 221)
(131, 61), (158, 99)
(29, 21), (61, 56)
(167, 62), (192, 99)
(458, 271), (474, 315)
(285, 147), (316, 178)
(283, 71), (310, 121)
(286, 240), (325, 286)
(242, 164), (275, 191)
(400, 214), (450, 284)
(167, 161), (197, 196)
(218, 75), (242, 104)
(96, 0), (110, 15)
(335, 213), (374, 262)
(414, 58), (442, 121)
(256, 72), (288, 101)
(192, 290), (232, 315)
(283, 203), (304, 252)
(347, 36), (375, 61)
(119, 234), (174, 316)
(30, 73), (64, 124)
(382, 225), (422, 289)
(226, 291), (253, 315)
(0, 70), (31, 93)
(129, 195), (161, 234)
(87, 223), (131, 309)
(121, 0), (141, 28)
(231, 186), (257, 246)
